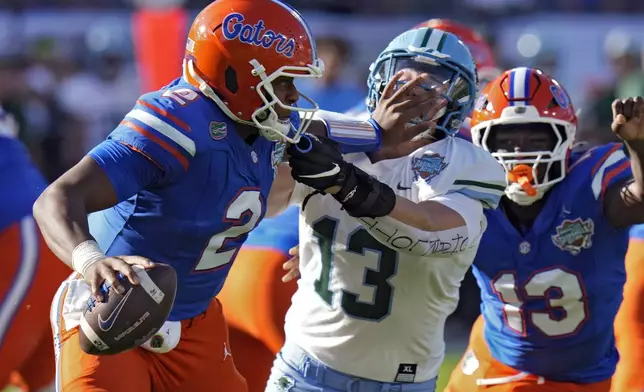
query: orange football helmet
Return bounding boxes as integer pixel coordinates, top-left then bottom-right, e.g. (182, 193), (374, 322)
(183, 0), (324, 143)
(470, 67), (578, 205)
(415, 19), (499, 86)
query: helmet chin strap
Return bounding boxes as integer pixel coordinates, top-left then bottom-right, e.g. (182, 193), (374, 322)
(256, 110), (292, 141)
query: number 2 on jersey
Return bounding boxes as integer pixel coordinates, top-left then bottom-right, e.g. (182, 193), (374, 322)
(194, 190), (264, 271)
(492, 267), (589, 337)
(313, 216), (398, 321)
(162, 88), (199, 106)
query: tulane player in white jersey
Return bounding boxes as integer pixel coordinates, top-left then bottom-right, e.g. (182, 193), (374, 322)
(265, 28), (506, 392)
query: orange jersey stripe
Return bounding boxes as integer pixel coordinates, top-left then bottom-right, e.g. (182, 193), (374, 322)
(120, 120), (189, 171)
(137, 99), (191, 133)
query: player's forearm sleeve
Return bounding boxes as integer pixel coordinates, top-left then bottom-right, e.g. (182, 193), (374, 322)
(354, 193), (485, 257)
(88, 140), (163, 202)
(314, 109), (381, 153)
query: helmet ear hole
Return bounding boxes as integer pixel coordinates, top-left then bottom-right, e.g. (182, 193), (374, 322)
(225, 66), (238, 93)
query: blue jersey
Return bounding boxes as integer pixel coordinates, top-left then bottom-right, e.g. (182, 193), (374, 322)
(87, 78), (290, 320)
(473, 143), (631, 382)
(0, 136), (48, 232)
(243, 205), (299, 254)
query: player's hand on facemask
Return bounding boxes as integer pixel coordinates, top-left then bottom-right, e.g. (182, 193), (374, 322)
(84, 256), (156, 302)
(612, 97), (644, 142)
(281, 245), (300, 283)
(370, 71), (447, 147)
(287, 133), (346, 194)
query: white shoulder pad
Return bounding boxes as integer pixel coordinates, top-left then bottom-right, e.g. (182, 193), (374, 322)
(415, 138), (505, 209)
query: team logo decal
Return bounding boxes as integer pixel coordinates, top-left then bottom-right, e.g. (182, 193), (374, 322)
(474, 93), (487, 111)
(222, 13), (296, 58)
(271, 141), (287, 178)
(549, 84), (570, 109)
(411, 153), (448, 183)
(209, 121), (227, 140)
(551, 218), (594, 255)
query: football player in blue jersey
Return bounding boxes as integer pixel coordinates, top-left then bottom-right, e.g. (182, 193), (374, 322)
(0, 108), (71, 392)
(444, 67), (644, 391)
(32, 1), (445, 391)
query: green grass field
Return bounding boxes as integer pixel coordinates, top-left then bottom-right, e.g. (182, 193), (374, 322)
(437, 352), (462, 391)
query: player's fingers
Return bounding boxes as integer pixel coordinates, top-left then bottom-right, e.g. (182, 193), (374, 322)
(391, 74), (428, 102)
(111, 258), (140, 286)
(612, 111), (627, 134)
(623, 99), (635, 120)
(288, 245), (299, 256)
(612, 99), (624, 119)
(281, 269), (300, 283)
(123, 255), (156, 269)
(381, 71), (404, 99)
(393, 89), (437, 111)
(281, 264), (300, 282)
(102, 264), (127, 295)
(89, 275), (105, 302)
(282, 258), (297, 270)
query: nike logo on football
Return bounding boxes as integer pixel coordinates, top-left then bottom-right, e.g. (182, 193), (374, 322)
(98, 288), (133, 332)
(397, 182), (411, 191)
(300, 163), (340, 179)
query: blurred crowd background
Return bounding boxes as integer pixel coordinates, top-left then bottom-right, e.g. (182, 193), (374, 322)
(2, 0), (644, 339)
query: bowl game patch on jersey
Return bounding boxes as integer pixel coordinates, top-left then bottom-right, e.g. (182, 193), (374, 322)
(272, 141), (286, 178)
(551, 218), (594, 256)
(411, 153), (448, 183)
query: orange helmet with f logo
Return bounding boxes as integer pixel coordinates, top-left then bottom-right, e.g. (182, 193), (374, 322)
(183, 0), (324, 143)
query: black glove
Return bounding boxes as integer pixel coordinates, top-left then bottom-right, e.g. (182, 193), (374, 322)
(287, 133), (345, 191)
(288, 134), (396, 218)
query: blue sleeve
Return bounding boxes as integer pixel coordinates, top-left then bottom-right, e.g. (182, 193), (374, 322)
(322, 115), (381, 154)
(108, 95), (197, 184)
(88, 140), (164, 202)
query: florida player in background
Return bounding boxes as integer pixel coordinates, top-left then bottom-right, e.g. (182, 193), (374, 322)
(265, 27), (506, 392)
(612, 223), (644, 392)
(0, 107), (71, 392)
(444, 68), (644, 391)
(32, 0), (438, 391)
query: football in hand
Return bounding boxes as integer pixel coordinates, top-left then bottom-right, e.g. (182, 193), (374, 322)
(79, 263), (177, 356)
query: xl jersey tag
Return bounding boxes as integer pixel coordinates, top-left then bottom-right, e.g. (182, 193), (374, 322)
(395, 363), (417, 383)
